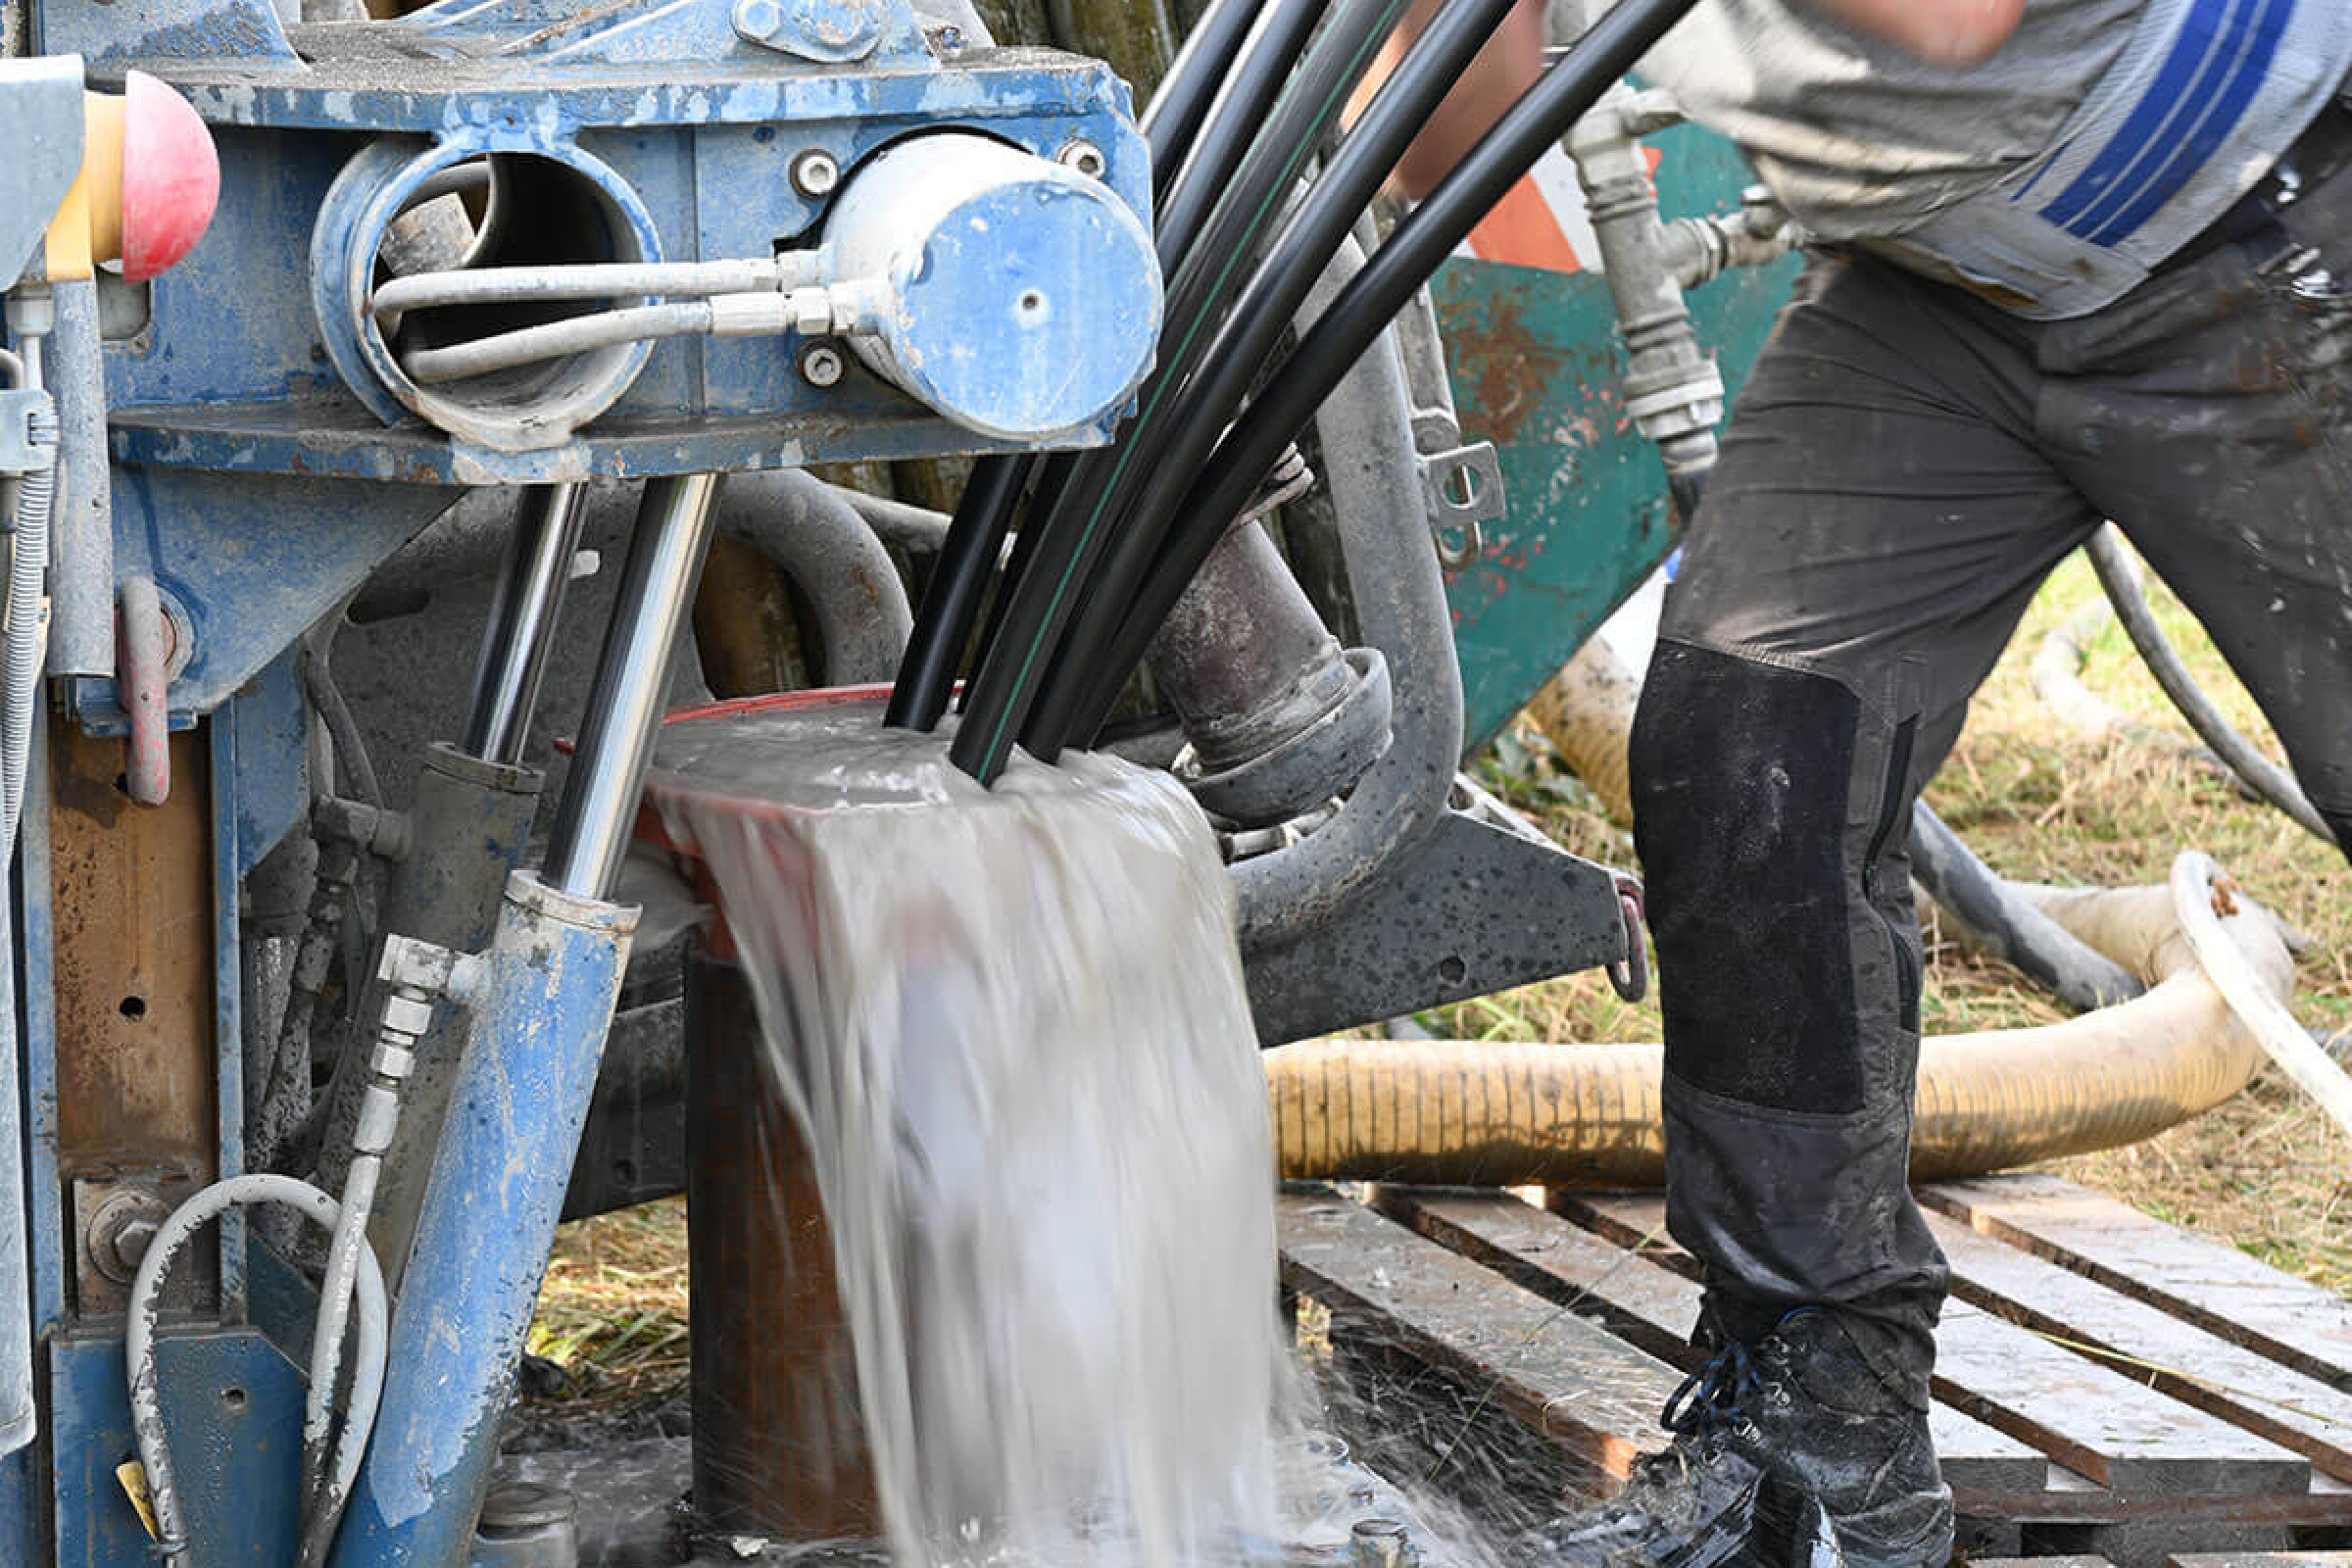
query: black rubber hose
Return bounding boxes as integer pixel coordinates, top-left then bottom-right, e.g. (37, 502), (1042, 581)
(2084, 524), (2335, 847)
(1149, 0), (1282, 199)
(1017, 0), (1524, 761)
(883, 455), (1028, 729)
(1072, 0), (1703, 727)
(1156, 0), (1334, 256)
(1908, 800), (2146, 1011)
(950, 0), (1416, 780)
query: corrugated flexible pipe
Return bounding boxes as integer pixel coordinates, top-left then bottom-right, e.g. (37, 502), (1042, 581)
(1266, 870), (2292, 1185)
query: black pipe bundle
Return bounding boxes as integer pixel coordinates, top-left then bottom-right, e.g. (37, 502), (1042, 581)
(887, 0), (1704, 782)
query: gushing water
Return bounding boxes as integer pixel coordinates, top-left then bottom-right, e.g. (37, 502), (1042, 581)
(651, 703), (1282, 1568)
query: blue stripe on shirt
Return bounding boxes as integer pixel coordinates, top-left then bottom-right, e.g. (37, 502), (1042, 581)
(2037, 0), (2242, 232)
(2084, 0), (2293, 244)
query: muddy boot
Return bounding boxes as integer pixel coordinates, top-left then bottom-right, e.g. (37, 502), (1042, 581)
(1538, 1309), (1951, 1568)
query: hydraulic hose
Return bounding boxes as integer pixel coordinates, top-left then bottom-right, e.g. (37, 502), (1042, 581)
(885, 456), (1028, 729)
(1076, 0), (1705, 728)
(127, 1175), (388, 1568)
(950, 0), (1457, 780)
(1155, 0), (1333, 257)
(1146, 0), (1279, 198)
(1265, 868), (2296, 1185)
(1020, 0), (1526, 760)
(2085, 525), (2335, 847)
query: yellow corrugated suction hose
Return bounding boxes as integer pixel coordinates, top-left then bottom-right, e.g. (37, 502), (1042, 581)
(1266, 876), (2292, 1185)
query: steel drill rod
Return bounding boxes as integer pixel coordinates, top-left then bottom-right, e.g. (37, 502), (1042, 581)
(541, 473), (718, 899)
(1070, 0), (1703, 734)
(464, 481), (588, 765)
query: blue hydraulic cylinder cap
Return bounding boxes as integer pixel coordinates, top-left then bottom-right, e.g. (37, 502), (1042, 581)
(823, 131), (1162, 443)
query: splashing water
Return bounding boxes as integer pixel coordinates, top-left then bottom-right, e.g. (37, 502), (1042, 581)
(651, 703), (1283, 1568)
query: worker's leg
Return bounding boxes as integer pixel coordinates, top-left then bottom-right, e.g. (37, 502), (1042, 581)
(2035, 179), (2352, 855)
(1619, 251), (2096, 1565)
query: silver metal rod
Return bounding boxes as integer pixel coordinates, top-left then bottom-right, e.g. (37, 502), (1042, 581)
(540, 472), (717, 900)
(464, 482), (588, 764)
(46, 279), (113, 679)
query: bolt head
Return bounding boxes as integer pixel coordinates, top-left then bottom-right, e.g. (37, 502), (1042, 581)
(790, 149), (841, 199)
(798, 340), (846, 388)
(1056, 140), (1106, 179)
(731, 0), (783, 39)
(110, 1217), (158, 1274)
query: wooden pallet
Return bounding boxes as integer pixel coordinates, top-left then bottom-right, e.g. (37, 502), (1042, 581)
(1277, 1175), (2352, 1568)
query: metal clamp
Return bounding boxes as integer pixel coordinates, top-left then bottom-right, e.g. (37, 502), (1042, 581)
(0, 388), (54, 476)
(1417, 440), (1503, 569)
(1607, 871), (1648, 1003)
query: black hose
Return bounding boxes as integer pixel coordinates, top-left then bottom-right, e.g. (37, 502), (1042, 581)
(1156, 0), (1333, 258)
(883, 456), (1028, 729)
(1908, 800), (2145, 1011)
(1016, 0), (1524, 760)
(949, 0), (1417, 781)
(1075, 0), (1702, 724)
(2084, 525), (2335, 847)
(1148, 0), (1280, 198)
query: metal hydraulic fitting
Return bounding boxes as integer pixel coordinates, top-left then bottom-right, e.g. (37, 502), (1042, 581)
(313, 794), (414, 862)
(1565, 82), (1727, 488)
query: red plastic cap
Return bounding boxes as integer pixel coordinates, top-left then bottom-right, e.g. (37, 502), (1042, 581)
(119, 72), (219, 282)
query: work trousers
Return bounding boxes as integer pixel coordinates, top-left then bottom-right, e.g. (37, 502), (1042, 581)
(1627, 162), (2352, 1408)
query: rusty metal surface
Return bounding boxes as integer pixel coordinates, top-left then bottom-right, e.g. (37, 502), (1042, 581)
(684, 950), (876, 1541)
(47, 718), (220, 1318)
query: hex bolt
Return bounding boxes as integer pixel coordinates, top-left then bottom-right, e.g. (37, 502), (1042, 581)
(790, 149), (841, 199)
(1056, 140), (1107, 179)
(108, 1216), (158, 1276)
(798, 339), (846, 388)
(730, 0), (782, 41)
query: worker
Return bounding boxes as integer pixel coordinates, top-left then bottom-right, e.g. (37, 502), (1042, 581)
(1387, 1), (2352, 1564)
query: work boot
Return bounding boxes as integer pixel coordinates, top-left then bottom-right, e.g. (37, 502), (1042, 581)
(1538, 1308), (1952, 1568)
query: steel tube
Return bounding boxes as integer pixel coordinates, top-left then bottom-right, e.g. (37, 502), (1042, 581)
(542, 473), (718, 901)
(45, 279), (111, 679)
(465, 482), (588, 765)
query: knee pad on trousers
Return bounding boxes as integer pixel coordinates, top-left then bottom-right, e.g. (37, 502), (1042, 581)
(1629, 640), (1868, 1115)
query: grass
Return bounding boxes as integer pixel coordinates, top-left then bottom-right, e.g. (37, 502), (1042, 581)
(528, 549), (2351, 1410)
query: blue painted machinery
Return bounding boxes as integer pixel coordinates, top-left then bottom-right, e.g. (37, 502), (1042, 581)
(0, 0), (1780, 1553)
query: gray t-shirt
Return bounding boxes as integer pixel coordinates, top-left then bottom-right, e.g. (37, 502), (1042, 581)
(1640, 0), (2138, 241)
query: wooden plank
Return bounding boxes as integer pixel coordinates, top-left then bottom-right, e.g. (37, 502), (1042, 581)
(2169, 1554), (2352, 1568)
(1276, 1189), (1683, 1483)
(1379, 1189), (2050, 1495)
(1924, 1175), (2352, 1395)
(1918, 1208), (2352, 1483)
(1971, 1557), (2116, 1568)
(1549, 1193), (2312, 1498)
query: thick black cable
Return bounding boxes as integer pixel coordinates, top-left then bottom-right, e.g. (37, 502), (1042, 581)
(949, 0), (1414, 780)
(1069, 0), (1701, 733)
(883, 455), (1028, 728)
(888, 0), (1265, 732)
(1017, 0), (1524, 758)
(1157, 0), (1334, 256)
(1149, 0), (1281, 197)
